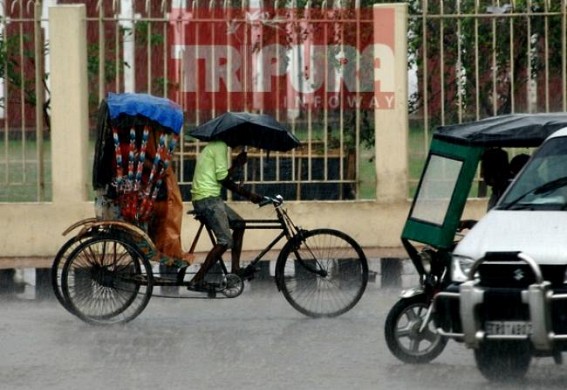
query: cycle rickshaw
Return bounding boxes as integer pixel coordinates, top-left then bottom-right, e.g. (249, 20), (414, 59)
(51, 93), (369, 325)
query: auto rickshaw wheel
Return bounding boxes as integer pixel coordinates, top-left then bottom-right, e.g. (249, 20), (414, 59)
(385, 294), (448, 364)
(474, 341), (531, 381)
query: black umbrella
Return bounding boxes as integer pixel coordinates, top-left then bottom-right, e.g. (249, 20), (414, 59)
(189, 112), (301, 152)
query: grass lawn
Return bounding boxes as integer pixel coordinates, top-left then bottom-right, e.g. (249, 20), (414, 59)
(1, 127), (435, 202)
(0, 139), (53, 202)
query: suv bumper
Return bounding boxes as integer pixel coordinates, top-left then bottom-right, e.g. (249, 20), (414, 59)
(434, 253), (567, 351)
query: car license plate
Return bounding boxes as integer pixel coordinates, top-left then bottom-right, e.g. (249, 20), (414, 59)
(485, 321), (532, 336)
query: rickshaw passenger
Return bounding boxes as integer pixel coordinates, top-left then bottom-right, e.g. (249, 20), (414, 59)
(149, 165), (195, 265)
(143, 133), (195, 265)
(481, 147), (510, 210)
(188, 140), (263, 288)
(93, 121), (193, 265)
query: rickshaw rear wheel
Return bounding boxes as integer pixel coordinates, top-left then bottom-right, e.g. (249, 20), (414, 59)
(51, 230), (109, 314)
(52, 235), (88, 314)
(61, 235), (154, 325)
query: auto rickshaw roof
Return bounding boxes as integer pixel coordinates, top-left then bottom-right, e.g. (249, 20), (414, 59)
(434, 113), (567, 148)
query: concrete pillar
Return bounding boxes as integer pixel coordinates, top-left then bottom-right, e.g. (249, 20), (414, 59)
(373, 4), (409, 202)
(49, 5), (89, 203)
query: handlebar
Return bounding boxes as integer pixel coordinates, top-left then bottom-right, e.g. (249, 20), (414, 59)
(258, 194), (284, 208)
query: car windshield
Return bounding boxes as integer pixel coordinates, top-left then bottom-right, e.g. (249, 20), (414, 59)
(499, 137), (567, 210)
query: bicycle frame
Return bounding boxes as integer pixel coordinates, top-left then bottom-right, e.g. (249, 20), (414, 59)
(54, 195), (369, 322)
(187, 199), (296, 269)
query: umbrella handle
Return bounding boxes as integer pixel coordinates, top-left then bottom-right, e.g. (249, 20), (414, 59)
(234, 151), (248, 166)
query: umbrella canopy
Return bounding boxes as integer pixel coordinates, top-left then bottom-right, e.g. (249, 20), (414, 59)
(189, 112), (301, 152)
(434, 112), (567, 148)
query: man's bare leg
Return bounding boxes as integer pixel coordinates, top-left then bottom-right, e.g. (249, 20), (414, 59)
(231, 228), (244, 273)
(190, 244), (227, 285)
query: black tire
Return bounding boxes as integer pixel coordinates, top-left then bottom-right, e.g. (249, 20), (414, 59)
(384, 294), (447, 364)
(275, 229), (368, 318)
(61, 236), (153, 325)
(51, 232), (102, 314)
(474, 341), (531, 381)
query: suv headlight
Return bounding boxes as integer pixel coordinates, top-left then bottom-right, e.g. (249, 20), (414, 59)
(451, 255), (475, 282)
(419, 249), (434, 274)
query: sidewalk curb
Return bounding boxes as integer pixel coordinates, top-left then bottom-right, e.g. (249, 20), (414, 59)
(0, 249), (417, 299)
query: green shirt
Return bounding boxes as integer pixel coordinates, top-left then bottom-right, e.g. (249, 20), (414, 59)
(191, 141), (229, 201)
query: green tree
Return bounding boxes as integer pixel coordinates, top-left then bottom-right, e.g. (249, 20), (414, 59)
(396, 0), (565, 123)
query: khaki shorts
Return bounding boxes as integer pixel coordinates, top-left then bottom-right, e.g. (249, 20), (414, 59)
(192, 196), (243, 248)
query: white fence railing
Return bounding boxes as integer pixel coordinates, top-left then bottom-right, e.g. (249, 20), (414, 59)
(1, 1), (566, 202)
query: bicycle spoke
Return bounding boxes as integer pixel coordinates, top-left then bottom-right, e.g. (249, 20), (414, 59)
(277, 229), (368, 317)
(61, 236), (153, 325)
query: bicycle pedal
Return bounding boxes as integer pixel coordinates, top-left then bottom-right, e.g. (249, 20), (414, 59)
(186, 281), (220, 295)
(237, 265), (260, 281)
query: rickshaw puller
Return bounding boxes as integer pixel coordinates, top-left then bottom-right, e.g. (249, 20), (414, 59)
(184, 141), (263, 289)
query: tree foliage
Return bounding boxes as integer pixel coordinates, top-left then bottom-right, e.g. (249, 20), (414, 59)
(369, 0), (566, 124)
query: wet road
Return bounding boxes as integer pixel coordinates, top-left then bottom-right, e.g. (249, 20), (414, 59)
(1, 282), (567, 390)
